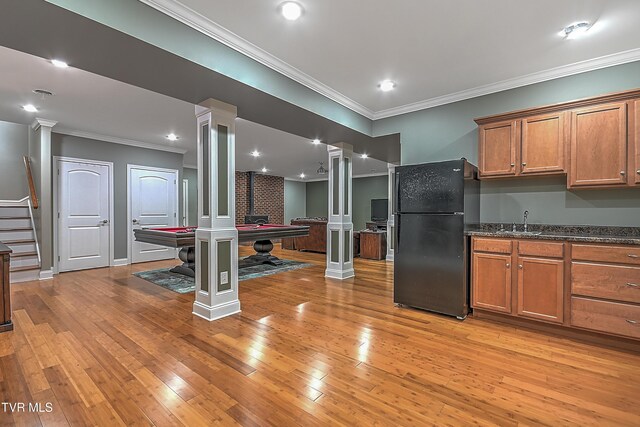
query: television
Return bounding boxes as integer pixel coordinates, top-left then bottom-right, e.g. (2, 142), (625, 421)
(371, 199), (388, 222)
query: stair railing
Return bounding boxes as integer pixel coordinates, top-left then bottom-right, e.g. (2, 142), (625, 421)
(23, 156), (38, 210)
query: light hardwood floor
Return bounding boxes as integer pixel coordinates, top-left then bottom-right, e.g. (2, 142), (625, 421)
(1, 245), (639, 426)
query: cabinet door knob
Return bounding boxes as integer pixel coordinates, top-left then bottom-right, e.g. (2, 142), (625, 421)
(518, 264), (523, 269)
(620, 171), (626, 175)
(521, 163), (526, 167)
(510, 163), (515, 167)
(636, 169), (640, 175)
(506, 263), (510, 268)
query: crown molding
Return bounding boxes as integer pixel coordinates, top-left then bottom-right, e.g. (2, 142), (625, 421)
(372, 47), (640, 119)
(137, 1), (640, 121)
(31, 118), (58, 129)
(183, 163), (198, 169)
(53, 128), (188, 154)
(139, 0), (374, 119)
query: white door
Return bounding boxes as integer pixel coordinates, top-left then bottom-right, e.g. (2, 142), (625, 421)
(129, 166), (178, 263)
(59, 160), (111, 272)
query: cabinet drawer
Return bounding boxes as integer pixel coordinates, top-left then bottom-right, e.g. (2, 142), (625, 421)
(517, 241), (564, 258)
(571, 297), (640, 339)
(571, 262), (640, 304)
(473, 238), (512, 254)
(571, 244), (640, 266)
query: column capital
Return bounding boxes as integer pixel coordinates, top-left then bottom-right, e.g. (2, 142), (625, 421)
(31, 118), (58, 130)
(327, 142), (353, 153)
(195, 98), (237, 119)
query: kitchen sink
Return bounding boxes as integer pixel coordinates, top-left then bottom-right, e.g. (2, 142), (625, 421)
(496, 230), (543, 236)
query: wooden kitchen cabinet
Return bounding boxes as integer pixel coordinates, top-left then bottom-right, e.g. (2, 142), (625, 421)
(472, 252), (512, 313)
(635, 99), (640, 185)
(569, 102), (628, 188)
(479, 120), (517, 177)
(517, 256), (564, 324)
(520, 112), (566, 175)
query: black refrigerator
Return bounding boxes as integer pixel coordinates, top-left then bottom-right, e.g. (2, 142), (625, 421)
(393, 159), (480, 319)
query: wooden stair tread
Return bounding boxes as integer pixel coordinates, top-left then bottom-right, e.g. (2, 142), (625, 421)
(10, 251), (38, 258)
(10, 265), (40, 272)
(1, 239), (35, 245)
(0, 227), (33, 231)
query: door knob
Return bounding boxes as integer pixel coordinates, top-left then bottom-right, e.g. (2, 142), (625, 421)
(133, 219), (139, 224)
(101, 219), (109, 224)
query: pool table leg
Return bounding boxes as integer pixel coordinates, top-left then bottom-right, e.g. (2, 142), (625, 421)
(170, 246), (196, 277)
(241, 239), (284, 267)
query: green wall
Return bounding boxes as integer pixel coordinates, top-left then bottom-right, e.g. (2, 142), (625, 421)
(52, 133), (185, 260)
(373, 61), (640, 227)
(0, 120), (29, 200)
(183, 167), (198, 226)
(284, 179), (306, 224)
(305, 175), (389, 230)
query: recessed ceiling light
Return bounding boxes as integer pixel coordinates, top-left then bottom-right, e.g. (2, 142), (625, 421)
(51, 59), (68, 68)
(378, 79), (396, 92)
(361, 153), (368, 159)
(166, 133), (179, 141)
(281, 2), (303, 20)
(311, 139), (321, 145)
(22, 104), (38, 113)
(261, 167), (268, 173)
(299, 173), (305, 178)
(251, 150), (261, 157)
(561, 21), (591, 39)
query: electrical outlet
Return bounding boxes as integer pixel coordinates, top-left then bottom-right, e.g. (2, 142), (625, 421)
(220, 271), (228, 285)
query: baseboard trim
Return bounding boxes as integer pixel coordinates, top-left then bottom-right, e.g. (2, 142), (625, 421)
(112, 258), (129, 267)
(39, 270), (54, 280)
(325, 268), (355, 280)
(0, 322), (13, 333)
(192, 300), (241, 321)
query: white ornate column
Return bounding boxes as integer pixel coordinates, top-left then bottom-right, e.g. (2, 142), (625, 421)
(325, 143), (354, 279)
(192, 99), (240, 321)
(386, 164), (396, 262)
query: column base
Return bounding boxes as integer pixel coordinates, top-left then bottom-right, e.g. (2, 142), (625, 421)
(325, 267), (355, 280)
(386, 253), (394, 262)
(192, 300), (241, 321)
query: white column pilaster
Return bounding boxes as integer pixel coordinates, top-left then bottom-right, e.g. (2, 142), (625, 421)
(325, 143), (354, 280)
(386, 164), (396, 262)
(192, 99), (240, 321)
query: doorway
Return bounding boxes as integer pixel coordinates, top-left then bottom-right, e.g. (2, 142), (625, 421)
(128, 165), (179, 263)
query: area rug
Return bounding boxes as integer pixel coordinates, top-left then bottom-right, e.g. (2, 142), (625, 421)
(133, 259), (313, 294)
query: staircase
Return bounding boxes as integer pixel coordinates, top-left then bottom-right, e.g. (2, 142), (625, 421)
(0, 200), (41, 282)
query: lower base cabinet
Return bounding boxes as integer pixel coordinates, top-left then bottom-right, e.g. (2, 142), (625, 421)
(472, 237), (640, 342)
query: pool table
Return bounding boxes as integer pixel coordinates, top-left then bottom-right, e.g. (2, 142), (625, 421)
(134, 224), (310, 277)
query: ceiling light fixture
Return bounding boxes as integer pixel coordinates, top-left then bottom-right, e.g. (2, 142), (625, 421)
(281, 1), (303, 21)
(561, 21), (591, 39)
(166, 133), (179, 141)
(261, 167), (268, 173)
(316, 162), (327, 175)
(378, 79), (396, 92)
(360, 153), (368, 159)
(251, 150), (260, 157)
(299, 173), (305, 179)
(51, 59), (69, 68)
(311, 139), (321, 145)
(22, 104), (38, 113)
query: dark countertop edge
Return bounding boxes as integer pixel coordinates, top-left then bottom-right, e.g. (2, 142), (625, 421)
(465, 230), (640, 246)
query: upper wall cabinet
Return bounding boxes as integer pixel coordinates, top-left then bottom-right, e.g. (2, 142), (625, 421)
(479, 120), (517, 177)
(521, 112), (566, 175)
(475, 88), (640, 189)
(569, 102), (628, 188)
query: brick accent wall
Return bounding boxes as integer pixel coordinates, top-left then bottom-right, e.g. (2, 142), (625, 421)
(235, 172), (284, 225)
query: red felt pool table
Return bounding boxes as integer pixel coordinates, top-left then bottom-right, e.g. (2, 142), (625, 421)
(134, 224), (309, 277)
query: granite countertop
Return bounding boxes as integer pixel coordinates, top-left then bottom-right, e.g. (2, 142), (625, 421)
(465, 224), (640, 246)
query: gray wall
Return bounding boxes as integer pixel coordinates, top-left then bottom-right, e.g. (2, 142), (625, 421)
(183, 167), (198, 226)
(284, 179), (306, 224)
(52, 133), (184, 260)
(305, 175), (389, 230)
(373, 61), (640, 226)
(0, 120), (29, 199)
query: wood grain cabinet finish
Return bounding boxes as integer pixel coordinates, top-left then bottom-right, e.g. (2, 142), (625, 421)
(571, 297), (640, 340)
(472, 252), (512, 313)
(520, 112), (566, 175)
(517, 256), (564, 323)
(635, 99), (640, 185)
(479, 120), (517, 177)
(569, 102), (628, 188)
(571, 262), (640, 305)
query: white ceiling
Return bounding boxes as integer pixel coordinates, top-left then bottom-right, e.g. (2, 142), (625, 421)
(0, 46), (388, 180)
(146, 0), (640, 117)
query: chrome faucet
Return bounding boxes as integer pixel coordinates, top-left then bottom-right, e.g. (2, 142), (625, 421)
(523, 210), (529, 233)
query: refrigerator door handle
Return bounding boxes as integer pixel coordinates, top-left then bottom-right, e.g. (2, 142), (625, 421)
(394, 171), (400, 213)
